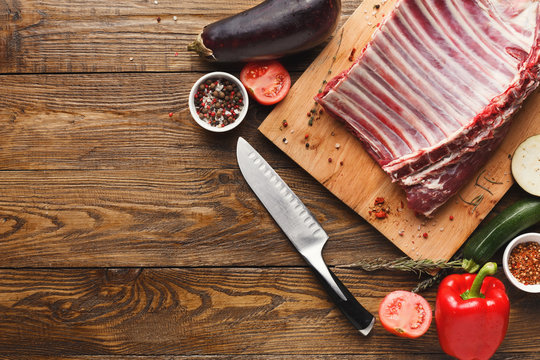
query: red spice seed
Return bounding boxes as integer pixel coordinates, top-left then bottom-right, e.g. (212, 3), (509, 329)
(305, 134), (309, 139)
(169, 112), (173, 117)
(449, 215), (454, 221)
(328, 157), (332, 163)
(508, 242), (540, 285)
(423, 232), (428, 238)
(193, 77), (244, 128)
(340, 161), (344, 166)
(348, 48), (357, 61)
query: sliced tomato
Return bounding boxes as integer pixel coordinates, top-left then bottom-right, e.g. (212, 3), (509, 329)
(378, 290), (432, 338)
(240, 60), (291, 105)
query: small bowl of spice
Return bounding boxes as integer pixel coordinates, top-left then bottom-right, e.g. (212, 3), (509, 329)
(503, 232), (540, 293)
(189, 71), (249, 132)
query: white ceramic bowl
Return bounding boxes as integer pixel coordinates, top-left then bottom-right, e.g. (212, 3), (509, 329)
(502, 232), (540, 293)
(188, 71), (249, 133)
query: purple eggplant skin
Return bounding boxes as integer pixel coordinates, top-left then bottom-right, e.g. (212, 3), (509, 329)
(188, 0), (341, 62)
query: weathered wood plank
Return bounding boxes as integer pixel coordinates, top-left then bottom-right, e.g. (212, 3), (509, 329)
(9, 356), (540, 360)
(0, 268), (536, 356)
(0, 0), (363, 74)
(0, 168), (408, 267)
(0, 72), (292, 171)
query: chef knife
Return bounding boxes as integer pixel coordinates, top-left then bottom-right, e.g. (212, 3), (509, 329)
(236, 137), (375, 336)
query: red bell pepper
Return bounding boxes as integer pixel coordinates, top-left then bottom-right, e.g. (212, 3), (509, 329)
(435, 262), (510, 360)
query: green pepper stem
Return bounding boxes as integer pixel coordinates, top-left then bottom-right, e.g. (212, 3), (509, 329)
(461, 262), (497, 300)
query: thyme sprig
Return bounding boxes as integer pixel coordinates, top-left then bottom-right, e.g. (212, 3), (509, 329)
(412, 270), (446, 293)
(338, 254), (465, 292)
(458, 169), (503, 212)
(458, 193), (484, 213)
(337, 256), (464, 276)
(483, 175), (503, 185)
(475, 169), (493, 195)
(413, 252), (464, 292)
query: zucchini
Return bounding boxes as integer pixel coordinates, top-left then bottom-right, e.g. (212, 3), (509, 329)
(461, 198), (540, 273)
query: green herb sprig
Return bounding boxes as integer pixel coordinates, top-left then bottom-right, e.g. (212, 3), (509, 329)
(337, 256), (463, 275)
(338, 254), (464, 293)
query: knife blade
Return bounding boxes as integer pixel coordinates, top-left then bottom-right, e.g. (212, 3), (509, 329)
(236, 137), (375, 336)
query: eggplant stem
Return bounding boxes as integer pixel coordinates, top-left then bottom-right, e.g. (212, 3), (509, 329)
(187, 33), (214, 59)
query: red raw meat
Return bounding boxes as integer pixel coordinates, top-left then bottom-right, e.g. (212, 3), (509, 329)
(316, 0), (540, 216)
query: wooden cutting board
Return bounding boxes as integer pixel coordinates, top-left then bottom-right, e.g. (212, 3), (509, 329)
(259, 0), (540, 261)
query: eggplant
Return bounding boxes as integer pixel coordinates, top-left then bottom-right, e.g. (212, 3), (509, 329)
(187, 0), (341, 62)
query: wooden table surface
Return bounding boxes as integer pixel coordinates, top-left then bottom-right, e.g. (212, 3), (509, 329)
(1, 0), (539, 358)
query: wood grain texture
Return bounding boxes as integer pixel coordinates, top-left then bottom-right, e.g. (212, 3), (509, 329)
(1, 0), (539, 358)
(14, 357), (540, 360)
(0, 0), (362, 74)
(0, 166), (418, 267)
(9, 356), (540, 360)
(259, 0), (540, 262)
(0, 268), (537, 357)
(0, 72), (275, 171)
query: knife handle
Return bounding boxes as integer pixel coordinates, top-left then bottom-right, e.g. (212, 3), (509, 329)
(309, 263), (375, 335)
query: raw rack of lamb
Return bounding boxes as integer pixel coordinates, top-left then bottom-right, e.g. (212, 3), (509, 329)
(316, 0), (540, 216)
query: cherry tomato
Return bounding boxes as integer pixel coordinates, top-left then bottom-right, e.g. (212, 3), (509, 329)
(378, 290), (432, 338)
(240, 60), (291, 105)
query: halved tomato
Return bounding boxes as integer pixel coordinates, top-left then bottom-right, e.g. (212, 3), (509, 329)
(240, 60), (291, 105)
(378, 290), (432, 338)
